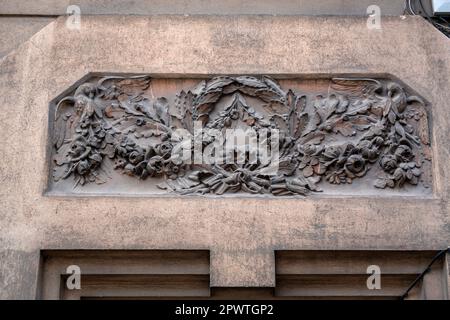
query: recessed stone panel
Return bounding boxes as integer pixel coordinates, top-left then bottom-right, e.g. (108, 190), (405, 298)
(47, 75), (432, 197)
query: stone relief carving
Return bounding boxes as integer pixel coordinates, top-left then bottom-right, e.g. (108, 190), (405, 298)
(51, 75), (431, 196)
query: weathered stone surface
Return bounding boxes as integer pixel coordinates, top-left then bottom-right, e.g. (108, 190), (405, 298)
(0, 17), (55, 58)
(0, 0), (406, 16)
(0, 15), (449, 299)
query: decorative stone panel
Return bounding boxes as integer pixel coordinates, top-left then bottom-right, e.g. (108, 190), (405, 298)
(49, 75), (432, 197)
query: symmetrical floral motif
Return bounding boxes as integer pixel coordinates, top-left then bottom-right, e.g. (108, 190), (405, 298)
(52, 75), (431, 196)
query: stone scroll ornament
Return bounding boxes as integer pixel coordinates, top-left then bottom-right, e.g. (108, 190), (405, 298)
(52, 75), (431, 196)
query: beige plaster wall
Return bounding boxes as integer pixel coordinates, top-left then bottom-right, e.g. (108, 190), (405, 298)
(0, 0), (406, 16)
(0, 15), (449, 299)
(0, 17), (55, 58)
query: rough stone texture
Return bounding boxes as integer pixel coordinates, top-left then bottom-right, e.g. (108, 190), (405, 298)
(0, 0), (406, 16)
(0, 17), (55, 58)
(0, 15), (449, 299)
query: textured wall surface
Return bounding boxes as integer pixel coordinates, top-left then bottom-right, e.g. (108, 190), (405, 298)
(0, 15), (449, 299)
(0, 17), (55, 58)
(0, 0), (406, 16)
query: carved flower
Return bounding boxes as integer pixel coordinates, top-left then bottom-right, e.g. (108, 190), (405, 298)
(359, 137), (383, 163)
(322, 145), (341, 159)
(361, 147), (379, 163)
(79, 117), (91, 129)
(146, 156), (164, 175)
(88, 135), (102, 148)
(170, 165), (179, 174)
(321, 145), (343, 166)
(156, 141), (173, 159)
(135, 118), (146, 126)
(96, 130), (106, 139)
(116, 138), (137, 157)
(128, 150), (144, 165)
(113, 159), (126, 169)
(164, 161), (185, 180)
(376, 161), (421, 189)
(129, 160), (148, 179)
(89, 153), (102, 164)
(69, 140), (87, 158)
(123, 163), (135, 176)
(380, 154), (398, 172)
(392, 162), (421, 186)
(115, 138), (146, 166)
(394, 144), (414, 162)
(323, 145), (368, 184)
(77, 160), (91, 175)
(344, 155), (367, 177)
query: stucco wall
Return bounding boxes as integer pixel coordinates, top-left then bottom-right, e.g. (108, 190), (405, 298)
(0, 0), (406, 16)
(0, 14), (449, 299)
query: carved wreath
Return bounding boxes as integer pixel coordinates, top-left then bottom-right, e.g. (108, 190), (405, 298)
(52, 75), (431, 196)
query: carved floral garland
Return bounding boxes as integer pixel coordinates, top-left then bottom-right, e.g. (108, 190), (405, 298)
(52, 75), (431, 196)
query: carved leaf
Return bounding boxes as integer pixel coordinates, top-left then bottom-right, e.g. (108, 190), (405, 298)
(52, 163), (70, 182)
(53, 143), (71, 166)
(195, 89), (222, 114)
(262, 76), (285, 98)
(174, 90), (194, 133)
(417, 111), (430, 145)
(299, 131), (325, 145)
(294, 113), (309, 139)
(302, 111), (321, 137)
(314, 96), (334, 122)
(53, 99), (76, 149)
(374, 178), (387, 189)
(287, 92), (308, 139)
(395, 122), (405, 137)
(333, 119), (356, 137)
(204, 76), (234, 92)
(235, 76), (267, 89)
(154, 97), (170, 126)
(350, 115), (376, 132)
(270, 114), (288, 133)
